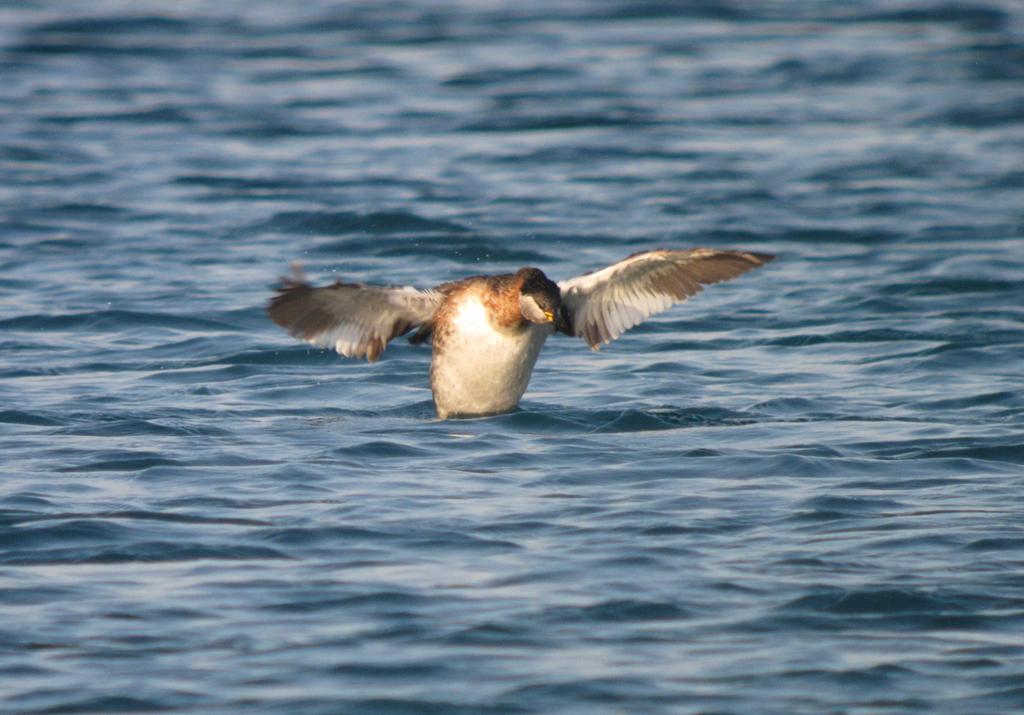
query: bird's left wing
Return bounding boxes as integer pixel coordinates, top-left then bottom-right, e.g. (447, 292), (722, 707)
(558, 248), (774, 348)
(267, 266), (444, 362)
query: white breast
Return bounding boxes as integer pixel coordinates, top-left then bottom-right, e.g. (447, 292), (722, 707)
(430, 297), (550, 418)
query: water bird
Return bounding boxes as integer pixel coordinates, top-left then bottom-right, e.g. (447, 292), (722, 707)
(268, 248), (774, 418)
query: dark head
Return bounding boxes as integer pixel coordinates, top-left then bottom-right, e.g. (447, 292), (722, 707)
(515, 267), (561, 325)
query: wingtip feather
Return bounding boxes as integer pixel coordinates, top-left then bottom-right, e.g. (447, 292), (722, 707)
(745, 251), (776, 264)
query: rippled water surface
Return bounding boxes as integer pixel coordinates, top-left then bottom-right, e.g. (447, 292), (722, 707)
(2, 1), (1024, 713)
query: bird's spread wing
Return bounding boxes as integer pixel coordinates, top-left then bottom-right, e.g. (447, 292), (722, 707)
(267, 266), (443, 362)
(558, 248), (774, 348)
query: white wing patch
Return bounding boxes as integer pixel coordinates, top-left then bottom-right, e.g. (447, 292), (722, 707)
(559, 248), (774, 348)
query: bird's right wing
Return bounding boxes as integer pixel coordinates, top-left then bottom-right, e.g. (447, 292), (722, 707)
(267, 266), (444, 362)
(558, 248), (774, 348)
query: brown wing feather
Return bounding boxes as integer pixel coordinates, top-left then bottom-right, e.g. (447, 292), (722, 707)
(267, 266), (443, 362)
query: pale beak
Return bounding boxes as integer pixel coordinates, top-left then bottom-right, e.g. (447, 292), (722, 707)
(543, 311), (555, 322)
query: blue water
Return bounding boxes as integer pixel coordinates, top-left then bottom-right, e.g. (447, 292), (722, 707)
(2, 1), (1024, 712)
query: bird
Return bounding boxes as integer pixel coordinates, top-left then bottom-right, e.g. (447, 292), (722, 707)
(267, 248), (774, 419)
